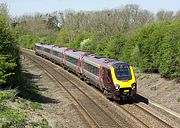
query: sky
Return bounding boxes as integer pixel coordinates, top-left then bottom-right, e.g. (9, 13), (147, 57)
(0, 0), (180, 17)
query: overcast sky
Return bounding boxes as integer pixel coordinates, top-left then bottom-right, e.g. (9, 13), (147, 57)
(0, 0), (180, 17)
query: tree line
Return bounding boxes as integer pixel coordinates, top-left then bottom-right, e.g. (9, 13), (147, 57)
(12, 4), (180, 80)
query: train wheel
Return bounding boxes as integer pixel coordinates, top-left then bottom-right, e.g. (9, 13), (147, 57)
(103, 89), (114, 101)
(128, 96), (134, 104)
(85, 77), (90, 84)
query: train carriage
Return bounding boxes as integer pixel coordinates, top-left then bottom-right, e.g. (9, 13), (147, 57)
(82, 55), (104, 89)
(51, 46), (67, 65)
(64, 49), (79, 73)
(35, 43), (44, 56)
(42, 44), (54, 59)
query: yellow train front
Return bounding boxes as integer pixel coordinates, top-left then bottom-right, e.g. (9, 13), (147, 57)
(102, 62), (137, 102)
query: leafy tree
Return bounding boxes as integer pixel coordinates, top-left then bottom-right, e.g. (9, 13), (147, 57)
(0, 56), (16, 84)
(159, 22), (180, 78)
(105, 33), (126, 60)
(47, 15), (60, 30)
(126, 21), (180, 79)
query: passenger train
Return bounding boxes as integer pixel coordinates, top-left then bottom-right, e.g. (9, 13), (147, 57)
(35, 43), (137, 102)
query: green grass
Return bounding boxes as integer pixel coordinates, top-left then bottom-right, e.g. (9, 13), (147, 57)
(30, 119), (50, 128)
(0, 71), (45, 127)
(30, 102), (43, 111)
(0, 90), (16, 103)
(0, 90), (26, 128)
(40, 119), (49, 128)
(20, 99), (43, 111)
(0, 107), (26, 128)
(177, 97), (180, 102)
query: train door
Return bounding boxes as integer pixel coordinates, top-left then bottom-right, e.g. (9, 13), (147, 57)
(107, 69), (114, 91)
(75, 57), (80, 74)
(102, 67), (113, 98)
(63, 51), (66, 65)
(81, 58), (84, 75)
(102, 68), (114, 91)
(102, 68), (109, 89)
(50, 46), (54, 59)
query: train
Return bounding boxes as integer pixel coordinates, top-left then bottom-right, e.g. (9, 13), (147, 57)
(35, 43), (137, 102)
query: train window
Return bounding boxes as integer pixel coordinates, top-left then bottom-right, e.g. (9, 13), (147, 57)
(66, 55), (70, 61)
(102, 69), (108, 78)
(36, 46), (41, 50)
(66, 55), (78, 65)
(114, 65), (132, 80)
(54, 51), (59, 56)
(59, 53), (62, 58)
(84, 62), (88, 71)
(44, 48), (50, 53)
(96, 67), (99, 76)
(53, 51), (62, 58)
(84, 62), (99, 76)
(84, 62), (87, 70)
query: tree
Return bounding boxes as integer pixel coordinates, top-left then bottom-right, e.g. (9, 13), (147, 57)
(156, 10), (174, 21)
(0, 11), (19, 86)
(105, 34), (126, 60)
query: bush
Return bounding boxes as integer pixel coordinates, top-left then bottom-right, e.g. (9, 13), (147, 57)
(126, 21), (180, 79)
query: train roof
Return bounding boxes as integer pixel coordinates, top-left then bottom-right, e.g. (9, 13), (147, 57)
(43, 44), (54, 48)
(35, 43), (54, 49)
(110, 61), (128, 66)
(84, 55), (128, 68)
(35, 43), (43, 46)
(35, 43), (129, 67)
(53, 46), (67, 51)
(65, 50), (87, 58)
(35, 43), (67, 51)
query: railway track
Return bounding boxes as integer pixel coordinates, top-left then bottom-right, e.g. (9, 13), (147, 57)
(116, 103), (173, 128)
(22, 50), (125, 128)
(22, 49), (173, 128)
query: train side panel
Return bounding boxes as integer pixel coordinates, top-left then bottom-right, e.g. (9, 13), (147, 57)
(65, 54), (79, 73)
(42, 45), (53, 59)
(83, 58), (102, 89)
(51, 47), (65, 65)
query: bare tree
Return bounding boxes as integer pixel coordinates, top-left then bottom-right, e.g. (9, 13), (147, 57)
(0, 3), (10, 19)
(175, 10), (180, 21)
(156, 10), (174, 21)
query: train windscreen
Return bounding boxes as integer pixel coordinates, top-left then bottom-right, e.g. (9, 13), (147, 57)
(114, 64), (132, 80)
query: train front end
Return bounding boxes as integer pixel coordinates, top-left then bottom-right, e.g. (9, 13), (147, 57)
(110, 62), (137, 101)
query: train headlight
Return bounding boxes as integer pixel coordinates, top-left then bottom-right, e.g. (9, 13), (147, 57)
(131, 83), (136, 89)
(114, 84), (120, 90)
